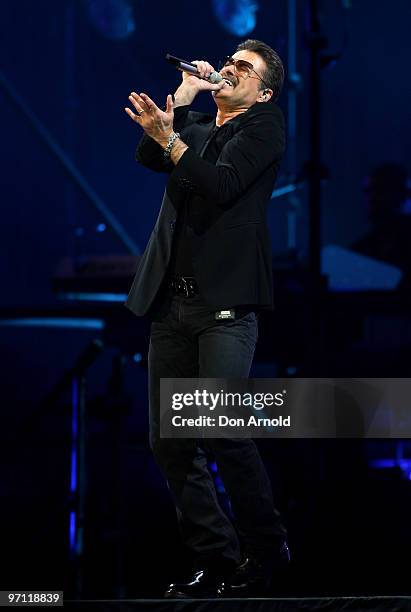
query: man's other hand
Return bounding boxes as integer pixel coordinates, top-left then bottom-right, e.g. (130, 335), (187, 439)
(172, 61), (226, 108)
(182, 60), (226, 93)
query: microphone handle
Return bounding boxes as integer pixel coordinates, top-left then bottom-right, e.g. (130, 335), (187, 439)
(166, 53), (222, 83)
(177, 61), (198, 75)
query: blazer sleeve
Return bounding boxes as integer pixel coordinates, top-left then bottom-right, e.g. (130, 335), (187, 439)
(135, 105), (191, 173)
(170, 106), (286, 204)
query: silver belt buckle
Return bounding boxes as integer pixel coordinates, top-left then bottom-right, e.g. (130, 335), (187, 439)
(180, 277), (190, 297)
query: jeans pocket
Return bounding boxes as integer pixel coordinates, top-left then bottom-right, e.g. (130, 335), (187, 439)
(232, 310), (258, 345)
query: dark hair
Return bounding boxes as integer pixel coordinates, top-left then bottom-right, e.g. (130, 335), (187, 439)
(235, 39), (284, 102)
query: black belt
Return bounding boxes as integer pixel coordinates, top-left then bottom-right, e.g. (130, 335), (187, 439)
(168, 275), (199, 297)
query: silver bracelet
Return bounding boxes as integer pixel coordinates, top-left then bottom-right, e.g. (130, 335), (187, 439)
(163, 132), (180, 159)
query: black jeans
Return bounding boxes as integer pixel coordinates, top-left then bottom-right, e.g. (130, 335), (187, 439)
(148, 289), (287, 570)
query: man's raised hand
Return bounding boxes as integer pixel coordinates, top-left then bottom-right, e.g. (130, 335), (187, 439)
(124, 92), (174, 147)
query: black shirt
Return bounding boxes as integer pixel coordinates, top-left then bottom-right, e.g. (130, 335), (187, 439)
(167, 122), (221, 276)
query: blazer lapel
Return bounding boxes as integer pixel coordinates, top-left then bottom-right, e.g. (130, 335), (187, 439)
(188, 120), (217, 157)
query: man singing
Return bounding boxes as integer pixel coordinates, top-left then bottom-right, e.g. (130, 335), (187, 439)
(124, 39), (289, 598)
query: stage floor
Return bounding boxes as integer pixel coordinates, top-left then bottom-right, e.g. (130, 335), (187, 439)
(64, 595), (411, 611)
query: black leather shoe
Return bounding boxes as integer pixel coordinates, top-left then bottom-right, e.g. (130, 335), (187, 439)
(164, 566), (230, 599)
(217, 541), (291, 597)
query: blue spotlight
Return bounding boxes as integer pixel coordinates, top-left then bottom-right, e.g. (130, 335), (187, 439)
(86, 0), (136, 40)
(212, 0), (258, 36)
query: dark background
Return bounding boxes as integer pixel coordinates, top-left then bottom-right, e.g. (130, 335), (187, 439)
(1, 0), (411, 600)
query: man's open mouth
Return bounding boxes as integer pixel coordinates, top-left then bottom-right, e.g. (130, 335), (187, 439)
(222, 77), (235, 87)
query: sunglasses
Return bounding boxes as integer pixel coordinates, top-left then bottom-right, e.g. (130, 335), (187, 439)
(218, 56), (270, 90)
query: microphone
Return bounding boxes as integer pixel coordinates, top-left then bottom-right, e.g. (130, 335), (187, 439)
(165, 54), (223, 84)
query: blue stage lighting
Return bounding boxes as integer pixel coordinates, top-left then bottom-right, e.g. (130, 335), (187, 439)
(212, 0), (258, 36)
(86, 0), (136, 40)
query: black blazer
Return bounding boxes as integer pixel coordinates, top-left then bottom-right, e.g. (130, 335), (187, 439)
(125, 101), (285, 316)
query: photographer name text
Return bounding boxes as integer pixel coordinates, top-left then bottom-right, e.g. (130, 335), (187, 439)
(171, 415), (291, 428)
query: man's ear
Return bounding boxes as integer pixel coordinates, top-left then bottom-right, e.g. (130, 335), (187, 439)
(257, 88), (273, 103)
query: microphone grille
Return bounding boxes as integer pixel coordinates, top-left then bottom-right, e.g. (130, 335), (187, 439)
(209, 71), (223, 84)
